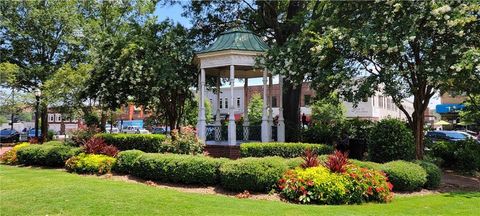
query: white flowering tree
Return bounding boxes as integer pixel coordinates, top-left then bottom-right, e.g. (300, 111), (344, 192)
(265, 1), (479, 159)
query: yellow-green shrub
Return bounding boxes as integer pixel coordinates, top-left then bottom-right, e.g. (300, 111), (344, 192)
(0, 143), (30, 164)
(65, 153), (116, 174)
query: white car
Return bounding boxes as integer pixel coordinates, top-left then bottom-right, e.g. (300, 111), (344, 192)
(122, 126), (150, 134)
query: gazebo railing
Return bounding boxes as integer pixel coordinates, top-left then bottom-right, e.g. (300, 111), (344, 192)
(206, 124), (266, 142)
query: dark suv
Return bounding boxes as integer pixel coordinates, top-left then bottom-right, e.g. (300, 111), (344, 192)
(0, 129), (20, 143)
(425, 130), (468, 142)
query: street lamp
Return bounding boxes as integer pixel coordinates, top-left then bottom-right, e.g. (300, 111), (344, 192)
(34, 88), (41, 141)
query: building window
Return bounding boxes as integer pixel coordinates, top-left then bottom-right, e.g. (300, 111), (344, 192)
(224, 97), (228, 109)
(48, 114), (55, 122)
(372, 96), (375, 107)
(272, 96), (277, 107)
(237, 97), (241, 108)
(304, 95), (311, 107)
(378, 96), (384, 108)
(56, 114), (62, 122)
(219, 99), (223, 109)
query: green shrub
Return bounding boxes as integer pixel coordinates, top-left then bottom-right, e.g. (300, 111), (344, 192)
(219, 157), (293, 192)
(240, 142), (333, 158)
(415, 160), (442, 189)
(16, 144), (82, 167)
(427, 139), (480, 173)
(47, 130), (55, 141)
(368, 119), (415, 163)
(43, 141), (63, 146)
(131, 153), (227, 185)
(114, 150), (145, 174)
(349, 159), (382, 171)
(96, 133), (167, 153)
(381, 160), (427, 191)
(162, 126), (204, 154)
(65, 153), (116, 174)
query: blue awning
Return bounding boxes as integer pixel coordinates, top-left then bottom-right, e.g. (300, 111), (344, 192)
(436, 104), (465, 114)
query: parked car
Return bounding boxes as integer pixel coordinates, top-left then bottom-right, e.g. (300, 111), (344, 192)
(0, 129), (20, 143)
(456, 131), (477, 140)
(122, 126), (150, 134)
(105, 124), (120, 134)
(151, 127), (171, 134)
(27, 128), (42, 140)
(426, 130), (469, 142)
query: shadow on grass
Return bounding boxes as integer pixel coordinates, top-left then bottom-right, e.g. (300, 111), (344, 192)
(443, 191), (480, 199)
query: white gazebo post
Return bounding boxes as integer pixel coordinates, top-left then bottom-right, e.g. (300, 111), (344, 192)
(197, 68), (207, 141)
(268, 74), (273, 141)
(243, 78), (249, 140)
(228, 65), (236, 145)
(277, 75), (285, 142)
(261, 70), (269, 142)
(215, 76), (221, 126)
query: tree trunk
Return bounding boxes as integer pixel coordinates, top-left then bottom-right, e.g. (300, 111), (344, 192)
(40, 104), (48, 143)
(413, 110), (426, 160)
(282, 79), (302, 142)
(100, 110), (107, 132)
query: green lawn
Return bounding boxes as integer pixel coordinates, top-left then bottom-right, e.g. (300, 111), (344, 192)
(1, 165), (479, 216)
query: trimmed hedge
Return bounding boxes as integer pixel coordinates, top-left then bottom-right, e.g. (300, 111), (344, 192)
(240, 142), (333, 158)
(114, 150), (145, 174)
(381, 160), (427, 191)
(95, 134), (167, 153)
(16, 143), (82, 167)
(65, 153), (116, 174)
(350, 159), (382, 171)
(368, 119), (415, 163)
(131, 153), (227, 185)
(219, 157), (298, 192)
(415, 160), (442, 189)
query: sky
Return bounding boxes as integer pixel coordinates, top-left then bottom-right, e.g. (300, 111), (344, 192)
(155, 3), (442, 108)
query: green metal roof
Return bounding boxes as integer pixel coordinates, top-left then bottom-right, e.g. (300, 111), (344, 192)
(197, 28), (269, 54)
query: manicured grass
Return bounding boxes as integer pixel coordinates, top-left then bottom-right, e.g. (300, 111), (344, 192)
(1, 165), (479, 215)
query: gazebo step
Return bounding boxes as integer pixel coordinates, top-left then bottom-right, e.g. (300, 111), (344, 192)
(205, 145), (240, 159)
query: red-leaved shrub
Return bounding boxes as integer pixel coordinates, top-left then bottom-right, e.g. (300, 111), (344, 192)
(324, 150), (349, 173)
(301, 148), (320, 168)
(83, 137), (119, 157)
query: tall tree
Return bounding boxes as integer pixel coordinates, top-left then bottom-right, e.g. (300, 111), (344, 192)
(271, 1), (479, 158)
(181, 0), (321, 141)
(0, 0), (87, 140)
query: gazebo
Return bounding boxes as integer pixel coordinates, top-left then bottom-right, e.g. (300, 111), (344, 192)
(195, 28), (285, 145)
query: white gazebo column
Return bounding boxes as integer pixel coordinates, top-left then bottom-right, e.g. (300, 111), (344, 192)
(215, 76), (221, 126)
(197, 68), (207, 142)
(228, 65), (236, 145)
(277, 75), (285, 142)
(243, 78), (249, 141)
(268, 74), (273, 141)
(261, 70), (269, 142)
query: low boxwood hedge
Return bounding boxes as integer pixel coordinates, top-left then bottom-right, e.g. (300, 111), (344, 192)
(415, 160), (442, 189)
(95, 134), (167, 153)
(381, 160), (427, 191)
(219, 157), (300, 192)
(131, 153), (227, 185)
(114, 150), (145, 174)
(240, 142), (333, 158)
(65, 153), (116, 174)
(16, 143), (82, 167)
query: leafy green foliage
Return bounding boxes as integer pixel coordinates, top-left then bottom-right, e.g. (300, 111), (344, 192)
(427, 139), (480, 173)
(96, 134), (167, 153)
(131, 153), (227, 185)
(113, 150), (144, 174)
(16, 143), (81, 167)
(219, 157), (295, 192)
(381, 161), (427, 191)
(415, 160), (442, 189)
(162, 126), (204, 155)
(65, 153), (116, 175)
(368, 119), (415, 163)
(240, 142), (333, 158)
(247, 93), (263, 125)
